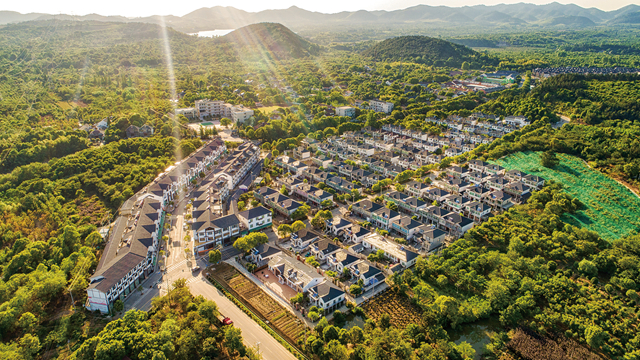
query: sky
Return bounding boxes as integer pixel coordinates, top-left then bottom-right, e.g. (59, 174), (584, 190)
(1, 0), (637, 17)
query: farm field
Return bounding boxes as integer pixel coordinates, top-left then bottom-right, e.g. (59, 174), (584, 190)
(209, 263), (308, 345)
(362, 290), (422, 328)
(492, 151), (640, 241)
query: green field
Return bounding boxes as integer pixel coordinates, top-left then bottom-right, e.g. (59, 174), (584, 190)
(492, 151), (640, 241)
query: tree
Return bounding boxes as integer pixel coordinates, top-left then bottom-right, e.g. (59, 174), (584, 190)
(578, 259), (598, 277)
(220, 118), (232, 128)
(291, 204), (310, 220)
(394, 170), (416, 183)
(350, 284), (362, 296)
(290, 292), (304, 304)
(291, 220), (306, 232)
(456, 341), (475, 359)
(233, 232), (269, 253)
(20, 334), (41, 360)
(271, 149), (280, 158)
(277, 224), (293, 238)
(280, 185), (289, 196)
(17, 312), (37, 334)
(113, 299), (124, 313)
(324, 340), (348, 360)
(320, 199), (333, 209)
(541, 150), (559, 168)
(208, 249), (222, 264)
(224, 326), (246, 356)
(323, 325), (340, 342)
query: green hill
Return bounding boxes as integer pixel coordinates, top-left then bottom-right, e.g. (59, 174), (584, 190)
(609, 10), (640, 24)
(543, 15), (596, 26)
(220, 22), (320, 60)
(362, 35), (489, 67)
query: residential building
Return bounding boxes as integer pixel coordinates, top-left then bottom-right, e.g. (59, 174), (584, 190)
(351, 199), (383, 221)
(268, 254), (324, 293)
(291, 228), (320, 250)
(328, 250), (360, 273)
(350, 261), (385, 289)
(361, 232), (419, 267)
(369, 100), (394, 114)
(336, 106), (356, 117)
(250, 243), (282, 265)
(308, 281), (345, 311)
(370, 207), (401, 230)
(86, 195), (163, 313)
(192, 214), (242, 253)
(310, 239), (341, 263)
(390, 216), (426, 240)
(238, 206), (273, 232)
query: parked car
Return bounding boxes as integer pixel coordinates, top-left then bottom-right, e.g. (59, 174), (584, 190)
(217, 314), (233, 326)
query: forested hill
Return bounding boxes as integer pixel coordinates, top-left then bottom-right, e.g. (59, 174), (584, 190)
(220, 23), (320, 60)
(362, 35), (496, 68)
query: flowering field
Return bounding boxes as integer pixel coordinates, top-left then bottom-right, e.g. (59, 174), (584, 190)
(493, 151), (640, 241)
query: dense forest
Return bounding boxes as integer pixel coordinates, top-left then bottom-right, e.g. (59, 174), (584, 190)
(1, 16), (640, 360)
(297, 185), (640, 359)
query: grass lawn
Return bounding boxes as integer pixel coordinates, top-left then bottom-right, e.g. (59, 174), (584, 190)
(258, 106), (286, 114)
(57, 101), (77, 110)
(492, 151), (640, 241)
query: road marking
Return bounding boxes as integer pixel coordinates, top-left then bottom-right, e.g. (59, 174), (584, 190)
(186, 277), (201, 285)
(165, 259), (187, 273)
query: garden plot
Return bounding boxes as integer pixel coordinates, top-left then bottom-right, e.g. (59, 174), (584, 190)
(210, 263), (308, 344)
(362, 290), (422, 328)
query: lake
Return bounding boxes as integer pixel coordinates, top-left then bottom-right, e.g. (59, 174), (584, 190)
(189, 29), (235, 37)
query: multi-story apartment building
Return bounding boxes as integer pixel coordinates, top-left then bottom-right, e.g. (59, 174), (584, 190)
(87, 195), (164, 313)
(192, 213), (242, 253)
(193, 99), (255, 123)
(87, 138), (228, 314)
(147, 139), (226, 206)
(369, 100), (395, 114)
(336, 106), (356, 117)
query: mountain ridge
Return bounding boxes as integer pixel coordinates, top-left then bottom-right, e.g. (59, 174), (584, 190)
(2, 3), (640, 32)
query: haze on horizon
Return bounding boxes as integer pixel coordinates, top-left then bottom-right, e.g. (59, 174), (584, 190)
(1, 0), (637, 18)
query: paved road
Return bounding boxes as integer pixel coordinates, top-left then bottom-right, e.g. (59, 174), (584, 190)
(189, 275), (297, 360)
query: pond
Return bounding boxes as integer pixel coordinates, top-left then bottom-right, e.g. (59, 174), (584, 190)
(339, 313), (365, 329)
(448, 317), (502, 359)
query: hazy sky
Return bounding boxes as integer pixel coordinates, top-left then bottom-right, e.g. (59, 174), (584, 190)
(2, 0), (637, 17)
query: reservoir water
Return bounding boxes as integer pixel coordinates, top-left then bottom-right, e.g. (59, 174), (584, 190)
(189, 29), (235, 37)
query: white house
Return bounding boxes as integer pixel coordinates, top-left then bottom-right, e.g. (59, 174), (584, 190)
(237, 206), (272, 232)
(308, 281), (345, 311)
(268, 254), (324, 293)
(361, 232), (419, 268)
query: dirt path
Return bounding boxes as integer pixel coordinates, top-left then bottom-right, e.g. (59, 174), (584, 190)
(553, 113), (571, 129)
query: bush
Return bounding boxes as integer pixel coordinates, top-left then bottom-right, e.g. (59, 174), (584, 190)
(333, 310), (345, 326)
